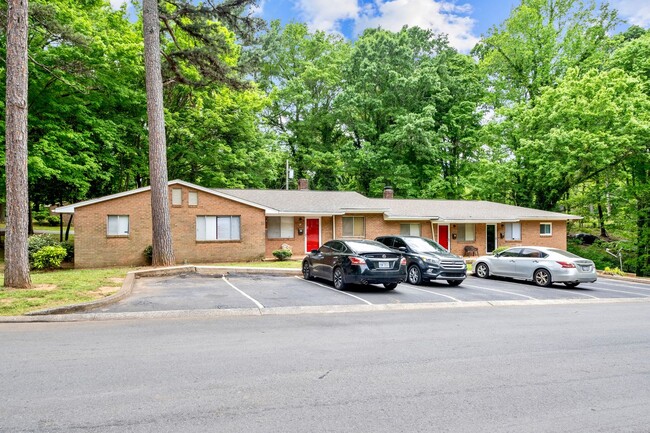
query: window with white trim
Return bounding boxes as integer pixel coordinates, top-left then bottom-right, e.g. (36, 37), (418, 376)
(196, 216), (241, 241)
(188, 191), (198, 206)
(267, 217), (294, 239)
(107, 215), (129, 236)
(505, 222), (522, 241)
(342, 216), (365, 237)
(400, 223), (421, 236)
(458, 223), (475, 242)
(171, 188), (182, 206)
(540, 222), (552, 236)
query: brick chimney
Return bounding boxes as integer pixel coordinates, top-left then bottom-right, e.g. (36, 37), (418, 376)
(383, 186), (394, 199)
(298, 178), (309, 190)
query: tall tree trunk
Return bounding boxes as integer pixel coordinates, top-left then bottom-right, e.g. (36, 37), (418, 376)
(4, 0), (31, 289)
(143, 0), (175, 267)
(597, 203), (608, 238)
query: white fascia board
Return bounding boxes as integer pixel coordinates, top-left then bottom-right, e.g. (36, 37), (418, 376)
(268, 211), (345, 217)
(53, 180), (277, 214)
(53, 185), (152, 214)
(340, 208), (388, 214)
(518, 215), (582, 221)
(383, 214), (440, 221)
(171, 180), (275, 212)
(437, 218), (520, 224)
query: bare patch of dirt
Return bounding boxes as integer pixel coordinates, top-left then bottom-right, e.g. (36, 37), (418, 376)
(89, 286), (118, 297)
(33, 284), (58, 291)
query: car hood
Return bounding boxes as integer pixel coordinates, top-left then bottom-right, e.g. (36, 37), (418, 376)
(416, 250), (461, 260)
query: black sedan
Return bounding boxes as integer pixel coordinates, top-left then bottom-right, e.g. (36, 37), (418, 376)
(302, 239), (407, 290)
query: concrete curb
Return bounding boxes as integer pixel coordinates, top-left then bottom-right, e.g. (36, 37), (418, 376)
(597, 273), (650, 284)
(3, 296), (650, 323)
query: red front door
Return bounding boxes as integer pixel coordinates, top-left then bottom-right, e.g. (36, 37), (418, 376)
(438, 225), (449, 251)
(306, 219), (320, 252)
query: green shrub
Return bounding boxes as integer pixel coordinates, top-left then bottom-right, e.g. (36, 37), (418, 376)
(143, 245), (153, 265)
(34, 212), (48, 224)
(46, 215), (60, 226)
(60, 240), (74, 262)
(603, 267), (625, 276)
(31, 245), (67, 270)
(566, 238), (636, 272)
(28, 234), (59, 260)
(272, 249), (293, 261)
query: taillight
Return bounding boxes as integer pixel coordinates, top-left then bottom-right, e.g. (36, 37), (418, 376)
(349, 256), (366, 265)
(557, 261), (576, 268)
(400, 257), (407, 266)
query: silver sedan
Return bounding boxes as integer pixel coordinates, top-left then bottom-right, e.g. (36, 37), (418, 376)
(473, 246), (597, 287)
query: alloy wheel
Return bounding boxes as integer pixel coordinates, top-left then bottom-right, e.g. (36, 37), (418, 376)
(475, 263), (489, 278)
(534, 269), (552, 287)
(408, 266), (422, 285)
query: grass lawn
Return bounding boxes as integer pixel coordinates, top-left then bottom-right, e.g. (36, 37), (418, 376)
(0, 259), (301, 316)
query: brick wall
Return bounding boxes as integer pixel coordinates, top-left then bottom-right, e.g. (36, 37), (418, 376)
(74, 186), (266, 268)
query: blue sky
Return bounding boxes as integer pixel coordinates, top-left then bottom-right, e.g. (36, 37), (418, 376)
(254, 0), (648, 52)
(111, 0), (649, 52)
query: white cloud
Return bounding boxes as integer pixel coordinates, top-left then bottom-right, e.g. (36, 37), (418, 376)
(109, 0), (128, 9)
(613, 0), (650, 27)
(295, 0), (360, 32)
(355, 0), (479, 52)
(292, 0), (479, 52)
(251, 0), (267, 16)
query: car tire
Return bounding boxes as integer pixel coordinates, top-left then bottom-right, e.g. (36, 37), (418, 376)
(333, 267), (347, 290)
(564, 282), (580, 288)
(475, 262), (489, 278)
(534, 269), (552, 287)
(407, 265), (422, 285)
(447, 280), (462, 287)
(302, 261), (313, 280)
(383, 283), (398, 290)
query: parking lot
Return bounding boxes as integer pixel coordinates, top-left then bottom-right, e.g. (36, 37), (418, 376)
(95, 271), (650, 314)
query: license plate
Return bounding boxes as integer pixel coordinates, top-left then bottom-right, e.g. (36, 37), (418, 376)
(581, 265), (591, 271)
(378, 262), (390, 269)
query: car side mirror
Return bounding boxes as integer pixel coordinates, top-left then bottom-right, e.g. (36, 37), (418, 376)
(311, 249), (320, 254)
(398, 247), (407, 252)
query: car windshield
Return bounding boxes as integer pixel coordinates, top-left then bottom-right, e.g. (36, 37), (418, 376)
(547, 248), (581, 259)
(346, 241), (392, 254)
(403, 237), (446, 253)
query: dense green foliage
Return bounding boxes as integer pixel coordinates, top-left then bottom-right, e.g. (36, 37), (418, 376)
(272, 249), (293, 261)
(2, 0), (649, 274)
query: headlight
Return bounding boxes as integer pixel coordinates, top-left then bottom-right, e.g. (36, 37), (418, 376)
(420, 255), (440, 265)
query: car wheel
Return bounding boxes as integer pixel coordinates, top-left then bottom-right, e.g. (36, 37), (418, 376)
(407, 265), (422, 285)
(564, 282), (580, 288)
(475, 262), (489, 278)
(534, 269), (552, 287)
(302, 261), (313, 280)
(383, 283), (398, 290)
(333, 267), (347, 290)
(447, 280), (462, 287)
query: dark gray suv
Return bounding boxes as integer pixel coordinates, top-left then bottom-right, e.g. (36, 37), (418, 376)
(375, 235), (467, 286)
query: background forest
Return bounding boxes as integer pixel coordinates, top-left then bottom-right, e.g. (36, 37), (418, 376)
(1, 0), (649, 274)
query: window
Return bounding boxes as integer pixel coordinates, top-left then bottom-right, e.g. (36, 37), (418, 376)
(457, 224), (475, 242)
(540, 223), (552, 236)
(400, 224), (421, 236)
(342, 217), (365, 237)
(267, 217), (294, 239)
(196, 216), (241, 241)
(188, 191), (198, 206)
(505, 222), (522, 241)
(107, 215), (129, 236)
(171, 188), (182, 206)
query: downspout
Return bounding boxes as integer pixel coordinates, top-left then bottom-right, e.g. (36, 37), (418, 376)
(333, 215), (336, 239)
(430, 220), (436, 242)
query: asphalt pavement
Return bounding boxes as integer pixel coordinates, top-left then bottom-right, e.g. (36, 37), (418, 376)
(90, 272), (650, 315)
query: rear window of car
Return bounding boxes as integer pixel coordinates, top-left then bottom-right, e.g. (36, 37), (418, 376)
(547, 248), (581, 258)
(346, 241), (392, 254)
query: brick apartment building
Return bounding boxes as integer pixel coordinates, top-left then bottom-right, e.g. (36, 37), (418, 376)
(54, 180), (580, 268)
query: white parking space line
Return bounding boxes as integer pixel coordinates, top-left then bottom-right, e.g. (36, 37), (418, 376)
(222, 276), (265, 309)
(596, 279), (650, 292)
(402, 284), (463, 302)
(295, 276), (373, 305)
(589, 286), (650, 298)
(462, 283), (538, 300)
